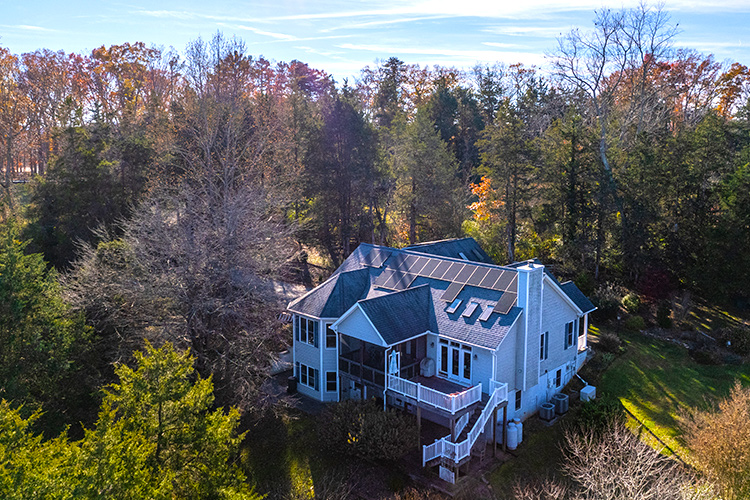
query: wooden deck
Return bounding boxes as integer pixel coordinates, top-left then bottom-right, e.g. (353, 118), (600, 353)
(413, 375), (470, 395)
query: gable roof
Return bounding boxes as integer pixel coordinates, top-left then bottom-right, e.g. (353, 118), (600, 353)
(560, 281), (597, 314)
(357, 285), (436, 345)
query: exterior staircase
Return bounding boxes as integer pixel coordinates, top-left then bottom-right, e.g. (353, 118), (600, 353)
(422, 382), (508, 468)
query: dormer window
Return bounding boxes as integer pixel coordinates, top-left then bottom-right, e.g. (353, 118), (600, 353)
(446, 299), (462, 314)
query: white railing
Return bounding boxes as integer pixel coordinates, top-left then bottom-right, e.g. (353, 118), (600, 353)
(455, 412), (470, 437)
(422, 381), (509, 467)
(387, 375), (482, 414)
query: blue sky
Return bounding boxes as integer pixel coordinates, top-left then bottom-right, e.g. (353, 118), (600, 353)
(2, 1), (749, 82)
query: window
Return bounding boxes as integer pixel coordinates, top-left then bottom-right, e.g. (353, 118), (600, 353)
(296, 362), (319, 391)
(296, 316), (318, 347)
(325, 324), (336, 349)
(515, 390), (522, 411)
(555, 369), (562, 387)
(326, 371), (337, 392)
(540, 332), (549, 361)
(439, 339), (448, 374)
(578, 318), (586, 337)
(565, 321), (575, 349)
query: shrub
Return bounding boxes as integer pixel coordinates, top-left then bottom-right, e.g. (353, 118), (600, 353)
(683, 381), (750, 499)
(656, 301), (673, 329)
(577, 398), (625, 432)
(592, 283), (626, 321)
(319, 399), (417, 462)
(621, 293), (641, 313)
(597, 332), (623, 354)
(717, 325), (750, 356)
(624, 315), (646, 331)
(690, 345), (721, 365)
(600, 352), (616, 368)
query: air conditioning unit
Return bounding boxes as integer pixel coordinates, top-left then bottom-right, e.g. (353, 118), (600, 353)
(540, 403), (555, 421)
(552, 393), (569, 414)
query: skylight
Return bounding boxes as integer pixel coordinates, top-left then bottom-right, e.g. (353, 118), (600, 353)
(446, 299), (462, 314)
(479, 303), (496, 322)
(462, 301), (479, 318)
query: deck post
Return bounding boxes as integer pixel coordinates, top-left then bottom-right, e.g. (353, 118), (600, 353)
(492, 407), (497, 458)
(502, 404), (507, 452)
(450, 416), (456, 442)
(417, 405), (422, 450)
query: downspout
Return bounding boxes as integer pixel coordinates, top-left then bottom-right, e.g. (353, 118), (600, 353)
(383, 346), (391, 411)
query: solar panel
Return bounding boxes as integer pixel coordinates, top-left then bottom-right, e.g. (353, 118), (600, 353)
(409, 256), (429, 275)
(430, 260), (453, 279)
(455, 264), (477, 283)
(492, 271), (514, 291)
(387, 252), (407, 269)
(493, 292), (517, 315)
(462, 301), (479, 318)
(362, 248), (391, 267)
(479, 303), (496, 322)
(505, 273), (518, 292)
(466, 267), (490, 286)
(441, 263), (465, 282)
(401, 254), (420, 271)
(374, 269), (397, 287)
(441, 282), (464, 302)
(480, 268), (502, 288)
(392, 273), (417, 290)
(382, 271), (408, 289)
(419, 258), (440, 277)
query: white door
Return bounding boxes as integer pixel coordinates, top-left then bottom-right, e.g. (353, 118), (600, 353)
(439, 339), (472, 384)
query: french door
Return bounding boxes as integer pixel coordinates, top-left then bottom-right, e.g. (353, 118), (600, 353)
(438, 339), (472, 384)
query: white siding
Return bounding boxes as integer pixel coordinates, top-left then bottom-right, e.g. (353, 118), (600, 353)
(494, 322), (518, 389)
(334, 305), (387, 347)
(540, 282), (579, 375)
(471, 348), (494, 392)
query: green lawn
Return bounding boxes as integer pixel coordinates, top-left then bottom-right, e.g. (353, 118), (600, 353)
(598, 329), (750, 460)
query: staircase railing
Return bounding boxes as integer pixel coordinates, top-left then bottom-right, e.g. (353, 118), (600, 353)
(422, 381), (508, 467)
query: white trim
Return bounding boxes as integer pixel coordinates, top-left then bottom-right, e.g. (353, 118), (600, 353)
(543, 275), (583, 315)
(331, 303), (388, 347)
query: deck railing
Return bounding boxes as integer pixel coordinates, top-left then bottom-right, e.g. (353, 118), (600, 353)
(422, 381), (508, 467)
(387, 375), (482, 414)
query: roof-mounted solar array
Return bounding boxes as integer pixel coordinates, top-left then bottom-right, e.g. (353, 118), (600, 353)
(362, 247), (392, 268)
(493, 292), (517, 315)
(441, 282), (464, 302)
(387, 253), (518, 293)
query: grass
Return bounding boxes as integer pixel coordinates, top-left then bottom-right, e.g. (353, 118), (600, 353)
(488, 303), (750, 492)
(598, 328), (750, 460)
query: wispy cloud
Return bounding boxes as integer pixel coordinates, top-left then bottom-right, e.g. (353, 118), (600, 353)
(1, 24), (55, 32)
(337, 43), (546, 66)
(482, 42), (525, 49)
(226, 24), (296, 41)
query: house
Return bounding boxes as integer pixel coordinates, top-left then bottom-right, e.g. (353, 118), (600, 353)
(286, 238), (595, 471)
